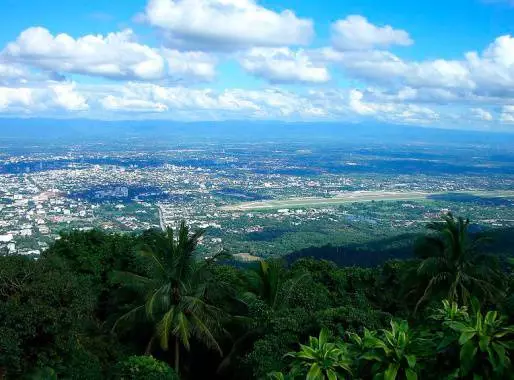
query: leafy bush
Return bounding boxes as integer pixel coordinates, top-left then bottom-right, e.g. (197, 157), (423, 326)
(113, 355), (178, 380)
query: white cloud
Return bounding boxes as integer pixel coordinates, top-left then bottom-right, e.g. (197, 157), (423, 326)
(3, 27), (165, 81)
(0, 87), (33, 111)
(0, 62), (29, 83)
(471, 107), (493, 121)
(466, 35), (514, 97)
(90, 82), (446, 124)
(239, 48), (330, 84)
(312, 34), (514, 109)
(331, 15), (412, 51)
(0, 81), (88, 113)
(500, 105), (514, 123)
(348, 89), (438, 123)
(141, 0), (314, 51)
(2, 27), (220, 82)
(93, 83), (330, 118)
(101, 95), (168, 112)
(49, 83), (89, 111)
(318, 48), (473, 91)
(0, 80), (490, 127)
(163, 49), (217, 81)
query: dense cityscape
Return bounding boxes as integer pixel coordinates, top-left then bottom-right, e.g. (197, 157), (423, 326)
(2, 137), (514, 258)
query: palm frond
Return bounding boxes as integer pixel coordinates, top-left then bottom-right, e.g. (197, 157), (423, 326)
(112, 305), (145, 332)
(190, 312), (223, 355)
(156, 307), (176, 351)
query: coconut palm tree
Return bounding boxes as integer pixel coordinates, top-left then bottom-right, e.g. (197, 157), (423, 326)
(242, 259), (305, 309)
(413, 213), (504, 311)
(217, 259), (308, 373)
(113, 221), (226, 374)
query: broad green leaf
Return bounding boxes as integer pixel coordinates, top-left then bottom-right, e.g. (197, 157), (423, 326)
(306, 363), (322, 380)
(405, 355), (416, 369)
(491, 342), (506, 369)
(319, 328), (329, 347)
(405, 368), (418, 380)
(459, 331), (476, 345)
(326, 369), (338, 380)
(384, 363), (400, 380)
(478, 335), (490, 352)
(460, 340), (477, 376)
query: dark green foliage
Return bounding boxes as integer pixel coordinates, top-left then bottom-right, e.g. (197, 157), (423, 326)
(440, 299), (514, 379)
(0, 255), (99, 378)
(112, 221), (228, 376)
(1, 213), (513, 380)
(285, 328), (352, 380)
(350, 320), (421, 380)
(411, 213), (505, 311)
(113, 355), (178, 380)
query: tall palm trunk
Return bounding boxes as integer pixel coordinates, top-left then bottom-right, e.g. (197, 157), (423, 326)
(174, 337), (180, 374)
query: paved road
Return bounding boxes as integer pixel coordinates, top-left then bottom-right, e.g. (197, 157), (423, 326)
(157, 204), (166, 231)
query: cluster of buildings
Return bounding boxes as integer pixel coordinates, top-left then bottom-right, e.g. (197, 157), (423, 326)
(1, 145), (513, 256)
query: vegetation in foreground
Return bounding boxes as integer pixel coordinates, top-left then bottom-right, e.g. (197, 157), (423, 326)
(1, 213), (514, 379)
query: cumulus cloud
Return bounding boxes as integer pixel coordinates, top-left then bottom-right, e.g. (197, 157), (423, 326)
(90, 82), (446, 124)
(141, 0), (314, 51)
(0, 78), (483, 126)
(0, 62), (29, 83)
(466, 35), (514, 97)
(471, 107), (493, 121)
(0, 87), (33, 111)
(318, 48), (473, 90)
(90, 82), (333, 118)
(348, 89), (438, 123)
(331, 15), (412, 51)
(314, 34), (514, 108)
(2, 27), (218, 82)
(49, 83), (89, 111)
(3, 27), (165, 81)
(0, 81), (88, 113)
(163, 49), (217, 81)
(101, 95), (168, 112)
(239, 48), (330, 84)
(500, 105), (514, 123)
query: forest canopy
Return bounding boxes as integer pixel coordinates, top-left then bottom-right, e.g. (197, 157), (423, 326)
(1, 214), (514, 379)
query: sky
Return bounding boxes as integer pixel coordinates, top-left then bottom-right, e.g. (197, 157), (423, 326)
(0, 0), (513, 130)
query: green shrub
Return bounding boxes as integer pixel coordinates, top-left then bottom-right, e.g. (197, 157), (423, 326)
(113, 355), (178, 380)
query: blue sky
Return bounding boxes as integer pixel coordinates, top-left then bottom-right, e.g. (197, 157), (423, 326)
(0, 0), (513, 130)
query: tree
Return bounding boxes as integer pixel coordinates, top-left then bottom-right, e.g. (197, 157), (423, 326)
(413, 213), (504, 311)
(113, 221), (226, 374)
(242, 259), (310, 311)
(0, 255), (104, 379)
(218, 260), (309, 374)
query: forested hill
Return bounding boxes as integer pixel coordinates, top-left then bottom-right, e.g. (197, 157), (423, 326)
(1, 215), (514, 379)
(285, 226), (514, 267)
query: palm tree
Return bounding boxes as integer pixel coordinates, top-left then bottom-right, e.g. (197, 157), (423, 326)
(413, 213), (504, 311)
(243, 259), (304, 309)
(217, 259), (308, 373)
(113, 221), (226, 374)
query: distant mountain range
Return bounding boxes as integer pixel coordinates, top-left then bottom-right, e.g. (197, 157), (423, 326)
(0, 118), (513, 146)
